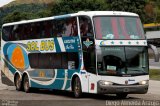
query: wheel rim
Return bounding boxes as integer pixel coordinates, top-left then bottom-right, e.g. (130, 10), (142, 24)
(16, 76), (21, 89)
(74, 78), (80, 95)
(24, 77), (29, 92)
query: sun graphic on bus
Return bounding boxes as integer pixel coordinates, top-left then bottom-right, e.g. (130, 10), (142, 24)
(11, 46), (25, 70)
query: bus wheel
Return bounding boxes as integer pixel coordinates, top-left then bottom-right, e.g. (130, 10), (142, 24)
(73, 77), (82, 98)
(23, 75), (30, 93)
(15, 74), (22, 91)
(116, 93), (128, 98)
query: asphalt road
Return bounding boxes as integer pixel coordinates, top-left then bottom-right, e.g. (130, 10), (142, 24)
(149, 59), (160, 69)
(0, 60), (160, 106)
(0, 80), (160, 106)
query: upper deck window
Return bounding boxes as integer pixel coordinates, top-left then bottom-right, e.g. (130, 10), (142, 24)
(79, 16), (94, 37)
(93, 16), (145, 40)
(2, 17), (78, 41)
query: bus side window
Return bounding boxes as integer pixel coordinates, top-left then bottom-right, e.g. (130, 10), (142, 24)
(63, 18), (72, 36)
(54, 20), (63, 37)
(23, 25), (28, 40)
(28, 53), (39, 68)
(79, 16), (93, 37)
(44, 21), (53, 38)
(63, 17), (78, 37)
(35, 22), (41, 39)
(52, 22), (57, 37)
(2, 26), (12, 41)
(68, 52), (79, 69)
(61, 53), (68, 69)
(13, 25), (21, 40)
(19, 25), (25, 40)
(38, 53), (51, 69)
(26, 24), (31, 40)
(28, 52), (79, 69)
(52, 53), (62, 69)
(52, 17), (78, 37)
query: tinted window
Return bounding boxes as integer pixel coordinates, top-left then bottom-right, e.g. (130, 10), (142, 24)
(53, 17), (78, 37)
(79, 16), (94, 37)
(2, 17), (78, 41)
(94, 16), (145, 39)
(2, 26), (13, 41)
(28, 52), (79, 69)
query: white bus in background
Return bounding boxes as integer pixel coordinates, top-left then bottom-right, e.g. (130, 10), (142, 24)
(144, 23), (160, 58)
(1, 11), (159, 98)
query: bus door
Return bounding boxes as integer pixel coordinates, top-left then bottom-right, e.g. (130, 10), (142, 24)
(79, 16), (97, 93)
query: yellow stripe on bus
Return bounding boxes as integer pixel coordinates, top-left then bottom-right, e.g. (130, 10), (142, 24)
(144, 23), (160, 28)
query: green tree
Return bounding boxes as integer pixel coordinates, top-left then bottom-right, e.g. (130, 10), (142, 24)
(51, 0), (108, 15)
(144, 0), (160, 23)
(3, 11), (28, 24)
(37, 9), (52, 18)
(107, 0), (147, 23)
(2, 11), (38, 24)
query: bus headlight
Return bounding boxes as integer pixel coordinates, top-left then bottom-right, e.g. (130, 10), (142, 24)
(139, 80), (148, 85)
(99, 80), (113, 86)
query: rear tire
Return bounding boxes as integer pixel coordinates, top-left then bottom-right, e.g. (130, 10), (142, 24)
(23, 75), (30, 93)
(15, 74), (22, 91)
(116, 93), (128, 99)
(73, 77), (82, 98)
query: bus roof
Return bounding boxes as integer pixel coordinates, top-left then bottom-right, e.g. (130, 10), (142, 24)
(2, 11), (139, 27)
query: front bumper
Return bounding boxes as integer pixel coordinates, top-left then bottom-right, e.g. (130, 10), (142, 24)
(97, 82), (148, 94)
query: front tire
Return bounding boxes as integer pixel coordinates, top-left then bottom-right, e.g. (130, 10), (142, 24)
(73, 77), (82, 98)
(15, 74), (22, 91)
(23, 75), (30, 93)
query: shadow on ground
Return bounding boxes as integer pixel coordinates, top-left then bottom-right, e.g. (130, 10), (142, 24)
(28, 88), (139, 100)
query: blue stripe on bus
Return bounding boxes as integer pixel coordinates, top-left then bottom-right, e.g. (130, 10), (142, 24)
(65, 80), (71, 90)
(54, 38), (61, 52)
(51, 79), (64, 89)
(68, 69), (77, 79)
(3, 59), (16, 74)
(22, 49), (29, 69)
(7, 44), (17, 60)
(3, 43), (12, 56)
(56, 69), (65, 78)
(30, 79), (64, 89)
(62, 37), (79, 52)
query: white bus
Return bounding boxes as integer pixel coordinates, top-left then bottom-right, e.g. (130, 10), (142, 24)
(1, 11), (159, 98)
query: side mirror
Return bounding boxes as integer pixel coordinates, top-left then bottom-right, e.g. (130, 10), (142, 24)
(149, 44), (159, 62)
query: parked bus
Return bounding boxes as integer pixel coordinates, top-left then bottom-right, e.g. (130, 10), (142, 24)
(144, 23), (160, 43)
(1, 11), (159, 98)
(144, 23), (160, 57)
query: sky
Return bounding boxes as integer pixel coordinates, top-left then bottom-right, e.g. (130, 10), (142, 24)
(0, 0), (15, 7)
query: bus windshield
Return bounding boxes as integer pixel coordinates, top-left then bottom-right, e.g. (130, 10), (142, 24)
(97, 47), (148, 76)
(94, 16), (145, 40)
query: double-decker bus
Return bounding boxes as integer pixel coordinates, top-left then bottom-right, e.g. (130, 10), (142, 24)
(1, 11), (159, 98)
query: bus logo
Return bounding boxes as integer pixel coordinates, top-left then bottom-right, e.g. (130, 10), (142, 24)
(125, 80), (128, 85)
(83, 38), (93, 48)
